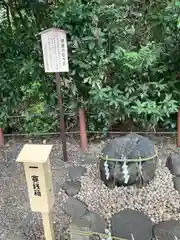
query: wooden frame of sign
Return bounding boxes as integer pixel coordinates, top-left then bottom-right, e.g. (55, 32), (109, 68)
(40, 27), (69, 161)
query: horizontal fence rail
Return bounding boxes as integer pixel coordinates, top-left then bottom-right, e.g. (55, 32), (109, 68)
(5, 112), (100, 119)
(2, 131), (177, 137)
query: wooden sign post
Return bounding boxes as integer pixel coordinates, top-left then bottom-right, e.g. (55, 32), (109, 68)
(0, 128), (4, 147)
(40, 28), (69, 161)
(16, 144), (55, 240)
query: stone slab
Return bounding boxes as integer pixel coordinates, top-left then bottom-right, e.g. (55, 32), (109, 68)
(153, 220), (180, 240)
(70, 223), (89, 240)
(166, 153), (180, 176)
(62, 181), (81, 197)
(173, 176), (180, 193)
(68, 166), (86, 180)
(81, 153), (96, 165)
(111, 209), (153, 240)
(64, 198), (88, 219)
(72, 211), (106, 234)
(70, 211), (106, 240)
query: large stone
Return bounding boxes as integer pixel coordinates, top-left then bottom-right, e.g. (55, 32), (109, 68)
(173, 176), (180, 193)
(153, 220), (180, 239)
(166, 153), (180, 176)
(62, 180), (81, 197)
(100, 134), (157, 187)
(111, 209), (153, 240)
(68, 166), (87, 180)
(73, 211), (106, 233)
(70, 223), (89, 240)
(70, 212), (106, 240)
(81, 153), (95, 165)
(64, 198), (88, 219)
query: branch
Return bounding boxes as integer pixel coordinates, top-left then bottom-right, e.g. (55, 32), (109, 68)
(1, 0), (13, 34)
(14, 0), (27, 29)
(17, 10), (27, 29)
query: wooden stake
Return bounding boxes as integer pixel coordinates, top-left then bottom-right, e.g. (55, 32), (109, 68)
(0, 128), (4, 147)
(79, 108), (88, 151)
(42, 211), (55, 240)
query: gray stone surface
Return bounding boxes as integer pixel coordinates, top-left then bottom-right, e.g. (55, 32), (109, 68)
(62, 180), (81, 197)
(166, 152), (180, 176)
(100, 134), (157, 187)
(68, 166), (87, 180)
(173, 176), (180, 193)
(70, 223), (89, 240)
(64, 198), (88, 219)
(111, 209), (153, 240)
(70, 212), (105, 240)
(81, 153), (95, 165)
(153, 220), (180, 239)
(72, 211), (106, 233)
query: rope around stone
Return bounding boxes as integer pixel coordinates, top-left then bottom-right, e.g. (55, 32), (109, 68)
(100, 146), (158, 163)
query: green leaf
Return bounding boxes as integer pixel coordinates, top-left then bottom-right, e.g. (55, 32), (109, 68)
(89, 42), (95, 49)
(175, 1), (180, 7)
(177, 17), (180, 28)
(125, 51), (139, 58)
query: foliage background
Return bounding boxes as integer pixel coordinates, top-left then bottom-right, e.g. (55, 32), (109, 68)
(0, 0), (180, 134)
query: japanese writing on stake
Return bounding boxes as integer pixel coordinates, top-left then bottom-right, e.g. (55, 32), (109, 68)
(31, 175), (41, 196)
(41, 28), (69, 73)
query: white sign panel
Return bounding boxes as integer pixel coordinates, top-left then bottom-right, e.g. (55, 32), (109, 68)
(41, 28), (69, 73)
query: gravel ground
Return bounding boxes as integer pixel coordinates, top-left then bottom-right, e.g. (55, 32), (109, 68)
(0, 136), (102, 240)
(0, 135), (179, 239)
(77, 165), (180, 224)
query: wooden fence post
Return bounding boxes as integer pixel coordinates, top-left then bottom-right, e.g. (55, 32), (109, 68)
(79, 108), (88, 151)
(177, 109), (180, 147)
(0, 128), (4, 147)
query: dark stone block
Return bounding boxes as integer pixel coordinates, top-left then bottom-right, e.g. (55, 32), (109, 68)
(153, 220), (180, 240)
(64, 198), (88, 219)
(62, 180), (81, 197)
(68, 166), (86, 180)
(166, 153), (180, 176)
(111, 209), (153, 240)
(71, 211), (106, 233)
(173, 176), (180, 193)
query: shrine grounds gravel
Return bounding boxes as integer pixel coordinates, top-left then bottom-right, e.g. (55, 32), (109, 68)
(0, 135), (179, 239)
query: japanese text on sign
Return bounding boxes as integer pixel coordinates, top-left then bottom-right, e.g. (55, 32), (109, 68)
(31, 175), (41, 197)
(41, 28), (69, 73)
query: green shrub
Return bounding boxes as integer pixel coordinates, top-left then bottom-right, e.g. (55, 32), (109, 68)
(0, 0), (180, 134)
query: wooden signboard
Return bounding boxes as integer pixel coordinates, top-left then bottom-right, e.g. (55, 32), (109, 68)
(41, 28), (69, 73)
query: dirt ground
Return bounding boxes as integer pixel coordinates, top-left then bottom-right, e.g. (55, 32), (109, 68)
(0, 134), (178, 239)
